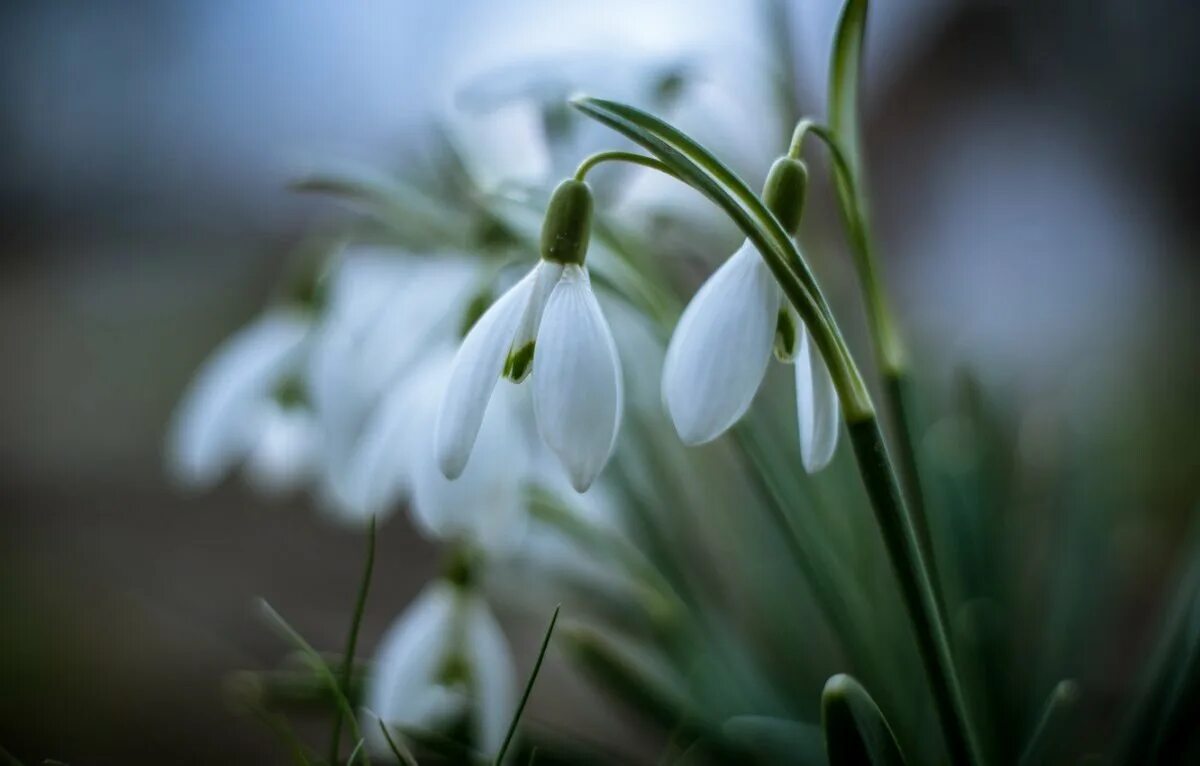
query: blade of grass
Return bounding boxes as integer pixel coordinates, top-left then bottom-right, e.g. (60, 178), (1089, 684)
(822, 674), (908, 766)
(495, 604), (561, 765)
(1019, 681), (1079, 766)
(330, 517), (378, 765)
(376, 719), (419, 766)
(345, 739), (366, 766)
(259, 600), (370, 766)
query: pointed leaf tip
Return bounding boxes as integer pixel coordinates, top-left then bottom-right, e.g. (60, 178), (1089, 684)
(822, 674), (908, 766)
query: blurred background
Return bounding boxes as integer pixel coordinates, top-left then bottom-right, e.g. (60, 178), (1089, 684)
(2, 0), (1199, 762)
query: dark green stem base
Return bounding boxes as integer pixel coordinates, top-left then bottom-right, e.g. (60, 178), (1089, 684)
(848, 417), (982, 766)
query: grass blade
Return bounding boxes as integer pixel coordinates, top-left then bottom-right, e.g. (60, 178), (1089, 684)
(330, 517), (377, 765)
(495, 604), (561, 765)
(821, 674), (908, 766)
(376, 719), (419, 766)
(1020, 680), (1079, 766)
(259, 600), (370, 766)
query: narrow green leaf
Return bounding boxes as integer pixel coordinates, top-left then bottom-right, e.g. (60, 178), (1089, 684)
(828, 0), (869, 175)
(330, 517), (377, 765)
(259, 600), (370, 766)
(495, 604), (561, 765)
(290, 167), (470, 246)
(822, 674), (908, 766)
(376, 719), (419, 766)
(1020, 680), (1079, 766)
(345, 739), (366, 766)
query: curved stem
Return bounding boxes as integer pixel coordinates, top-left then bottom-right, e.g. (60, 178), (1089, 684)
(575, 151), (680, 182)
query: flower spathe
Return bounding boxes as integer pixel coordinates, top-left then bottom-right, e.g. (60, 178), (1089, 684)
(662, 239), (841, 472)
(437, 179), (622, 492)
(367, 581), (515, 757)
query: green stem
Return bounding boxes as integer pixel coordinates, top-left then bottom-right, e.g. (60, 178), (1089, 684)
(885, 372), (944, 616)
(848, 417), (983, 766)
(329, 516), (377, 765)
(575, 151), (680, 182)
(794, 120), (942, 614)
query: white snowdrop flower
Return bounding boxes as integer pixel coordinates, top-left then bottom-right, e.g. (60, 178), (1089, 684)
(437, 179), (623, 492)
(306, 251), (483, 514)
(167, 307), (315, 490)
(368, 580), (515, 758)
(661, 158), (841, 471)
(342, 347), (529, 550)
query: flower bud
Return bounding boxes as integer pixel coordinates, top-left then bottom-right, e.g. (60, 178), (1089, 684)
(540, 179), (594, 265)
(761, 157), (808, 235)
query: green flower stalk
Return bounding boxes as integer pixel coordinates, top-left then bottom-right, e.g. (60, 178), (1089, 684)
(569, 93), (984, 765)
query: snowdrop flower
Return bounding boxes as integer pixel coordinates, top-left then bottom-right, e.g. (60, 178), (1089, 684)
(342, 346), (530, 549)
(369, 579), (515, 758)
(307, 251), (484, 514)
(167, 307), (318, 492)
(437, 179), (623, 492)
(662, 157), (841, 471)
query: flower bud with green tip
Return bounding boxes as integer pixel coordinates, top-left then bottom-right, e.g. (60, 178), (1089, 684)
(662, 155), (840, 471)
(437, 178), (624, 492)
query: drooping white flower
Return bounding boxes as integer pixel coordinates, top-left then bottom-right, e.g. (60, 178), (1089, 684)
(342, 347), (530, 550)
(167, 308), (317, 492)
(662, 239), (840, 471)
(368, 581), (515, 759)
(437, 180), (622, 492)
(306, 251), (484, 515)
(662, 154), (840, 471)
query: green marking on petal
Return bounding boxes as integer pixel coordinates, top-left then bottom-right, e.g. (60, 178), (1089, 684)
(504, 341), (536, 382)
(272, 374), (309, 408)
(774, 309), (797, 362)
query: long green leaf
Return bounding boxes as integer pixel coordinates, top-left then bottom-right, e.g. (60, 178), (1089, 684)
(495, 604), (561, 765)
(828, 0), (869, 175)
(821, 674), (908, 766)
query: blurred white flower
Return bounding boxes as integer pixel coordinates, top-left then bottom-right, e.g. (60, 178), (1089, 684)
(662, 240), (838, 471)
(449, 51), (689, 195)
(368, 581), (515, 759)
(437, 260), (623, 492)
(342, 347), (530, 550)
(307, 250), (484, 513)
(167, 307), (317, 492)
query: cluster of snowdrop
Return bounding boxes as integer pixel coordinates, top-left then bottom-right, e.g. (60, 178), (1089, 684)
(168, 48), (846, 759)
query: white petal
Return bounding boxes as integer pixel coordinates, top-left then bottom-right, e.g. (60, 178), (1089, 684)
(532, 265), (622, 492)
(795, 326), (841, 472)
(166, 310), (311, 488)
(367, 583), (457, 730)
(463, 594), (517, 757)
(662, 240), (780, 445)
(506, 260), (564, 381)
(334, 365), (429, 521)
(242, 402), (319, 495)
(436, 268), (536, 478)
(412, 367), (529, 549)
